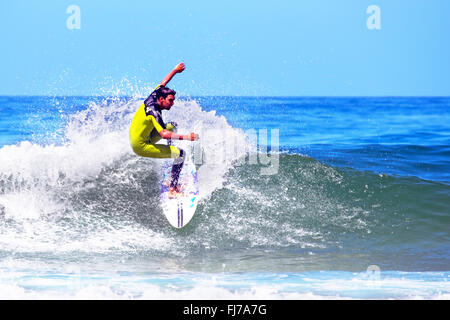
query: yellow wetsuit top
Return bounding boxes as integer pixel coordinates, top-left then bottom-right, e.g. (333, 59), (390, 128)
(129, 85), (180, 159)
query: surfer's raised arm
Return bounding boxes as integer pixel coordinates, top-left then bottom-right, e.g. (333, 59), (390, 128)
(160, 62), (185, 87)
(155, 62), (199, 141)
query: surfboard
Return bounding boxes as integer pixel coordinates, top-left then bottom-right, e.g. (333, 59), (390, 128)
(160, 154), (199, 228)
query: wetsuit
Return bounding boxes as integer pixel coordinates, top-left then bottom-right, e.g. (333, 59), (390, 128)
(129, 85), (185, 188)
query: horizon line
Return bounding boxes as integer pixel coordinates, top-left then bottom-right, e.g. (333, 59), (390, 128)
(1, 94), (449, 99)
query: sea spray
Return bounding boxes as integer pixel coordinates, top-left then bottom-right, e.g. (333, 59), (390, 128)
(0, 96), (448, 299)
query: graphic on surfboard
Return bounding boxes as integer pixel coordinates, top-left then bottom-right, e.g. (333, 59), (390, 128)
(160, 153), (199, 228)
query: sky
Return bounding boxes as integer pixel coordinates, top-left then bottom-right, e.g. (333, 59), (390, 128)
(0, 0), (449, 96)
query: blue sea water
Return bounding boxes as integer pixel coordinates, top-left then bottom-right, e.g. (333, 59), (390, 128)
(0, 95), (449, 299)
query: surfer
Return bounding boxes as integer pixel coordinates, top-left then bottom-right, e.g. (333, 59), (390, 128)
(129, 62), (199, 197)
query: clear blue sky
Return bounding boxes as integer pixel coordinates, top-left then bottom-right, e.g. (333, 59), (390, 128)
(1, 0), (449, 96)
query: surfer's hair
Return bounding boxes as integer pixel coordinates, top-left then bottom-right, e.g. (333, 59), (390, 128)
(156, 86), (176, 99)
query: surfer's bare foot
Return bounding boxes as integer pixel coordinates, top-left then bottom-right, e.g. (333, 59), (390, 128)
(168, 185), (183, 199)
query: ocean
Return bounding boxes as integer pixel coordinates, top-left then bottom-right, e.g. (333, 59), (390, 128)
(0, 95), (449, 299)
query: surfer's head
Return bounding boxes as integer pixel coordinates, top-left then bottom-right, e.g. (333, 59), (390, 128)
(156, 87), (177, 110)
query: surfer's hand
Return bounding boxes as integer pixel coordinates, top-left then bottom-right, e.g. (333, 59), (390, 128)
(190, 133), (199, 141)
(174, 63), (185, 73)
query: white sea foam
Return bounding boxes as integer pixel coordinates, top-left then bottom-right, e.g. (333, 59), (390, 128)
(0, 270), (447, 300)
(0, 96), (252, 255)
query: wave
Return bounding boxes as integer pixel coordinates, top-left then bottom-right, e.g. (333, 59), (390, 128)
(0, 97), (448, 272)
(0, 97), (250, 254)
(297, 143), (450, 184)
